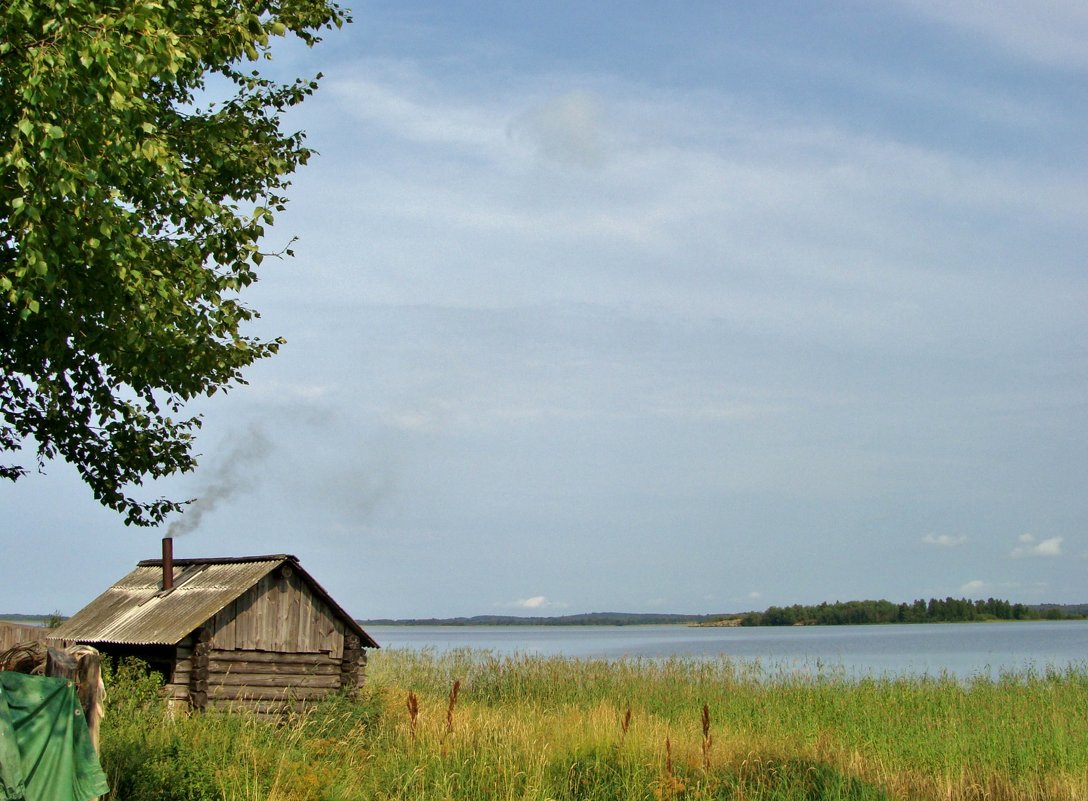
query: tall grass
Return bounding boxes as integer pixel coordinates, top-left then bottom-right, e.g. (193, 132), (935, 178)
(100, 650), (1088, 801)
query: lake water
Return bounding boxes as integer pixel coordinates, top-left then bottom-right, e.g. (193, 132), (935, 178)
(366, 621), (1088, 680)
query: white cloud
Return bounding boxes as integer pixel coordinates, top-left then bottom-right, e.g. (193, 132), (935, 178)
(508, 90), (609, 169)
(960, 579), (986, 595)
(891, 0), (1088, 71)
(1035, 538), (1064, 556)
(308, 65), (1085, 338)
(383, 409), (446, 433)
(241, 32), (1086, 615)
(275, 51), (1086, 416)
(328, 67), (503, 155)
(246, 381), (331, 401)
(510, 595), (568, 610)
(1011, 533), (1064, 558)
(922, 533), (967, 547)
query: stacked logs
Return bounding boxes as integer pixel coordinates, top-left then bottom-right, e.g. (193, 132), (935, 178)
(340, 633), (364, 692)
(189, 627), (211, 712)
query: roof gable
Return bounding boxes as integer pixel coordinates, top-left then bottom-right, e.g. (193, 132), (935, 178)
(50, 555), (377, 648)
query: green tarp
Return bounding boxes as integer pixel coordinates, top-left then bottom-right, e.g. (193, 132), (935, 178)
(0, 672), (108, 801)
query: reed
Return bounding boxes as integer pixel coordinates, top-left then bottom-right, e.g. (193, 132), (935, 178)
(446, 678), (462, 735)
(700, 702), (712, 774)
(99, 650), (1088, 801)
(406, 689), (419, 743)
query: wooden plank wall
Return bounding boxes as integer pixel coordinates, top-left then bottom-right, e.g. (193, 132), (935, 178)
(208, 569), (345, 657)
(0, 622), (50, 651)
(206, 649), (345, 713)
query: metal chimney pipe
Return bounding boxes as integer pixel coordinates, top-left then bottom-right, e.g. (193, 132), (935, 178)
(162, 537), (174, 591)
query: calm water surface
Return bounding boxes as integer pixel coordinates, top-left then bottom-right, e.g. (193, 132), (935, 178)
(366, 621), (1088, 680)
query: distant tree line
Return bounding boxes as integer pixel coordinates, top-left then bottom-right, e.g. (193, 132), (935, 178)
(737, 597), (1079, 627)
(359, 612), (725, 627)
(356, 602), (1087, 628)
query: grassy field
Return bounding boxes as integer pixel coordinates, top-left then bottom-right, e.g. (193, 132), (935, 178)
(100, 649), (1088, 801)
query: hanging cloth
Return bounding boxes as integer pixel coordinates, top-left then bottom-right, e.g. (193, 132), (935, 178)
(0, 671), (108, 801)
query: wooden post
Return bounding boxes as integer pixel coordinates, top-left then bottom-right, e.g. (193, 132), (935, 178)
(45, 646), (77, 680)
(189, 627), (211, 712)
(73, 648), (103, 754)
(340, 634), (361, 693)
(46, 647), (104, 754)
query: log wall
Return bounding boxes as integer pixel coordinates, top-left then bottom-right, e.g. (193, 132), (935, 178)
(204, 648), (347, 714)
(164, 638), (194, 704)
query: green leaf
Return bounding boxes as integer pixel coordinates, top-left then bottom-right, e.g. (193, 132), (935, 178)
(0, 0), (348, 526)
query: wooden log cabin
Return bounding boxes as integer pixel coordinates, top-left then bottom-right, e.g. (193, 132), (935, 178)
(49, 542), (378, 714)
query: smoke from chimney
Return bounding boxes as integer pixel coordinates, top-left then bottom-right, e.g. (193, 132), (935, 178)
(167, 424), (271, 537)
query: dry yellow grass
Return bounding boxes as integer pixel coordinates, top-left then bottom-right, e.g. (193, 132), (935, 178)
(100, 650), (1088, 801)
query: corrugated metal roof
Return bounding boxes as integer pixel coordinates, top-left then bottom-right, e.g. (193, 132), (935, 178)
(49, 555), (378, 648)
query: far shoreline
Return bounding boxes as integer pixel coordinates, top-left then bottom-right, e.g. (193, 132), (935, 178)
(359, 598), (1087, 628)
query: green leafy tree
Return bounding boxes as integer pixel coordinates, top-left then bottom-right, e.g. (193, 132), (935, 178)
(740, 597), (1035, 627)
(1, 0), (348, 524)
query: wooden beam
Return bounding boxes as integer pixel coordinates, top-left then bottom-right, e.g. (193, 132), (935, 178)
(210, 649), (336, 665)
(210, 660), (340, 676)
(208, 685), (334, 701)
(210, 675), (340, 690)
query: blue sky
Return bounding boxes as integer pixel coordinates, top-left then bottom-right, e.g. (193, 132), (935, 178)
(4, 1), (1087, 619)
